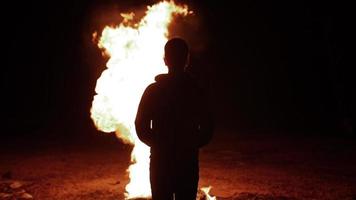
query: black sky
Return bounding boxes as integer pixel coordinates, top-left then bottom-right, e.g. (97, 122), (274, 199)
(1, 0), (353, 139)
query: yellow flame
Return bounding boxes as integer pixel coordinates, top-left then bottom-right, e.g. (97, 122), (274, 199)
(201, 186), (217, 200)
(90, 1), (189, 199)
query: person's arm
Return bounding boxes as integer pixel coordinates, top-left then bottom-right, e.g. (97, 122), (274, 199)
(135, 85), (154, 146)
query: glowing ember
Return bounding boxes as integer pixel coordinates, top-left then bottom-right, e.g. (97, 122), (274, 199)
(90, 1), (190, 199)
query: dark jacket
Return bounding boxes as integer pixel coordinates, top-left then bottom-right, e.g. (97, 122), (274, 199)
(135, 72), (213, 163)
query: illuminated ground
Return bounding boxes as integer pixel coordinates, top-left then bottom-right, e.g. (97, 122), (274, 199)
(1, 131), (356, 200)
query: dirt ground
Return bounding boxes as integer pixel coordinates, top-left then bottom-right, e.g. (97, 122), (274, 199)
(1, 131), (356, 200)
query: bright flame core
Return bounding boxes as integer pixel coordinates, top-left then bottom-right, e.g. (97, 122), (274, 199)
(201, 186), (217, 200)
(90, 1), (189, 199)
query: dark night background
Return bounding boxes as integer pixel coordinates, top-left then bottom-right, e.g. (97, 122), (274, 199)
(1, 0), (354, 143)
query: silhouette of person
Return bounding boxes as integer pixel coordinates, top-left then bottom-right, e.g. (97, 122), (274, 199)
(135, 38), (214, 200)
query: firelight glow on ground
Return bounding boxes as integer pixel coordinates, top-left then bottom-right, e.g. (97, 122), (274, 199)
(90, 1), (215, 199)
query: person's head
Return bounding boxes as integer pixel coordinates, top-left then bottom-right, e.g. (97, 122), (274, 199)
(164, 37), (189, 73)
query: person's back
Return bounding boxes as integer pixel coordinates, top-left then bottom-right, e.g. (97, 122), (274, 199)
(135, 38), (213, 200)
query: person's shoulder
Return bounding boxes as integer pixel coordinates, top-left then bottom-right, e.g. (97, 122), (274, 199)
(144, 75), (166, 94)
(153, 73), (171, 90)
(144, 82), (157, 93)
(155, 74), (169, 82)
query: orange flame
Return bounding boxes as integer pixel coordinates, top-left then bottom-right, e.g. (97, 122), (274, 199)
(90, 1), (190, 199)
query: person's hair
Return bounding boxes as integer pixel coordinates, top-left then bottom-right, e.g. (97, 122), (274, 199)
(164, 38), (189, 70)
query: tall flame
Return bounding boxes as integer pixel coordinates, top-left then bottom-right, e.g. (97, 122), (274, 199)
(90, 1), (190, 199)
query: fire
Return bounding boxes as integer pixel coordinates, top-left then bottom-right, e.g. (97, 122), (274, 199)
(201, 186), (217, 200)
(91, 1), (216, 199)
(90, 1), (190, 199)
